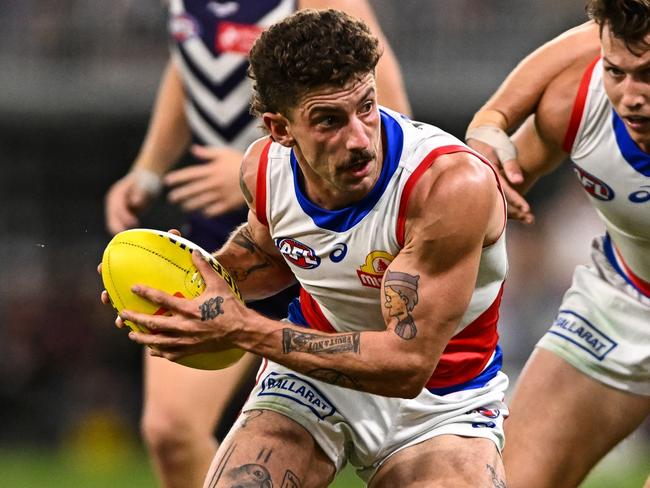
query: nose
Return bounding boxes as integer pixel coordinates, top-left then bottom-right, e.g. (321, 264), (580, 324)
(620, 77), (647, 110)
(346, 115), (370, 151)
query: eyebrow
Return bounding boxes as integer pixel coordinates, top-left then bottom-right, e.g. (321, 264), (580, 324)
(603, 55), (650, 71)
(307, 87), (376, 115)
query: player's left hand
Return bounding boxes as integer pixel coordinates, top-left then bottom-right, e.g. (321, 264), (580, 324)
(118, 250), (249, 361)
(165, 145), (246, 217)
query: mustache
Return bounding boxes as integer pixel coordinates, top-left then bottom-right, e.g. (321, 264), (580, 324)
(340, 150), (375, 170)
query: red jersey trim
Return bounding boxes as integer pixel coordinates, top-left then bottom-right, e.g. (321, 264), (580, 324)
(255, 139), (273, 227)
(396, 145), (507, 247)
(613, 245), (650, 297)
(425, 283), (504, 389)
(562, 56), (601, 153)
(299, 287), (337, 333)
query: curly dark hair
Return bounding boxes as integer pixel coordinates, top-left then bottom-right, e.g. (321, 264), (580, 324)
(586, 0), (650, 51)
(248, 9), (381, 117)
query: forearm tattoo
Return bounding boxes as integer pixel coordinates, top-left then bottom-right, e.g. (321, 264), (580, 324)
(230, 224), (273, 281)
(200, 296), (224, 321)
(306, 368), (361, 389)
(282, 329), (360, 355)
(383, 270), (420, 340)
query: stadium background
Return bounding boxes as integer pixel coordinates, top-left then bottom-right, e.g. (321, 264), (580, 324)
(0, 1), (647, 486)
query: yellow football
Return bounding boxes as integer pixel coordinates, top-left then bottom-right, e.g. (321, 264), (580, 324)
(101, 228), (245, 370)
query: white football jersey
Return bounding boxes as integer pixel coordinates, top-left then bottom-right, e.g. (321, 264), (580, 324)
(255, 107), (508, 392)
(565, 58), (650, 294)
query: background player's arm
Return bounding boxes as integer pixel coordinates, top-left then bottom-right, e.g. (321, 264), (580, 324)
(465, 22), (600, 221)
(507, 44), (590, 195)
(124, 151), (501, 398)
(105, 60), (191, 233)
(468, 21), (599, 136)
(300, 0), (412, 116)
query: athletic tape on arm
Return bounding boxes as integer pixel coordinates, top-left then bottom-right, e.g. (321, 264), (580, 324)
(465, 125), (517, 163)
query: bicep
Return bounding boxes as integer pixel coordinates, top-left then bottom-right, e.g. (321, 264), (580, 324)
(381, 161), (492, 367)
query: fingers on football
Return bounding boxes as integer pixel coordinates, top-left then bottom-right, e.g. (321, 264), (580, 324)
(130, 284), (186, 311)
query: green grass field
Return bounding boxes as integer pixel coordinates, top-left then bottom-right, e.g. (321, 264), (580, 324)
(0, 443), (647, 488)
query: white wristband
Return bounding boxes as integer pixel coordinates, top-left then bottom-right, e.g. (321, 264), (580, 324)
(134, 168), (163, 196)
(465, 125), (517, 162)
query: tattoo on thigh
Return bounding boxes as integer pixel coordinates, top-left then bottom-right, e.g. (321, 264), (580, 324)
(257, 447), (273, 464)
(282, 329), (360, 355)
(307, 368), (361, 389)
(281, 469), (302, 488)
(239, 409), (264, 429)
(206, 442), (236, 488)
(383, 271), (419, 340)
(200, 296), (224, 321)
(226, 463), (274, 487)
(486, 463), (507, 488)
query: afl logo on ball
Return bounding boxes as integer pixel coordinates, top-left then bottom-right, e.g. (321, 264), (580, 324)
(276, 238), (321, 269)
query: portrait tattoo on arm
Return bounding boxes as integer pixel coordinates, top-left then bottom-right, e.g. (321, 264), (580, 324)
(282, 329), (360, 355)
(383, 270), (420, 340)
(199, 296), (224, 321)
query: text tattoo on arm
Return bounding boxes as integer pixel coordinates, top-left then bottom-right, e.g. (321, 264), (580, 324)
(282, 329), (360, 355)
(383, 270), (420, 340)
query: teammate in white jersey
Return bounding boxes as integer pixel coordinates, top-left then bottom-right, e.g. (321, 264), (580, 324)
(106, 9), (510, 487)
(102, 2), (411, 487)
(465, 1), (650, 486)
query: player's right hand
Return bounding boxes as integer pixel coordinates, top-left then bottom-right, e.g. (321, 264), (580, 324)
(104, 171), (161, 235)
(466, 136), (534, 224)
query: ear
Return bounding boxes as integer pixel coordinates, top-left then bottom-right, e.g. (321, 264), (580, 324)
(262, 112), (295, 147)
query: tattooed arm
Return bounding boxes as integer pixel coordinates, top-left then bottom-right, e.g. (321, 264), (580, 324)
(210, 139), (297, 301)
(123, 150), (503, 398)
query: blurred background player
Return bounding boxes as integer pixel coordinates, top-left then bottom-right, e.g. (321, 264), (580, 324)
(103, 1), (411, 487)
(466, 1), (650, 486)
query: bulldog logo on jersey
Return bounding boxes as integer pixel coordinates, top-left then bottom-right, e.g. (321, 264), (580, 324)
(573, 165), (615, 201)
(357, 251), (394, 288)
(276, 238), (321, 269)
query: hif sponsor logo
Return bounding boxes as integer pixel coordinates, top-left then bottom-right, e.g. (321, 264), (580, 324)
(216, 21), (263, 55)
(276, 238), (321, 269)
(549, 310), (617, 360)
(356, 251), (394, 288)
(259, 372), (336, 420)
(573, 165), (615, 201)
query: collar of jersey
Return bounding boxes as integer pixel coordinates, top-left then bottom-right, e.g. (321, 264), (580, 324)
(289, 108), (404, 232)
(612, 111), (650, 176)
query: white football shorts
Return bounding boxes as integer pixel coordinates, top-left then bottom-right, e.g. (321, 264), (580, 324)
(537, 235), (650, 396)
(241, 358), (508, 483)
